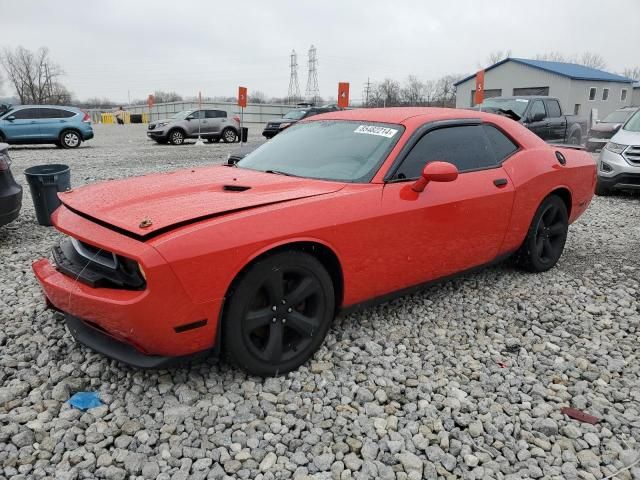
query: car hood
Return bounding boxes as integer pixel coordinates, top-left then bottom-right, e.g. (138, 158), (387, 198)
(267, 119), (297, 126)
(59, 165), (346, 237)
(590, 122), (621, 133)
(610, 128), (640, 146)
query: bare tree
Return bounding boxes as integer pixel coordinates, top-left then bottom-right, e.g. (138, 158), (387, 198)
(153, 90), (183, 103)
(535, 51), (568, 62)
(536, 51), (606, 70)
(401, 75), (425, 105)
(376, 78), (401, 107)
(249, 90), (267, 104)
(0, 46), (71, 104)
(80, 97), (117, 109)
(485, 50), (512, 65)
(434, 74), (463, 107)
(622, 66), (640, 80)
(578, 52), (606, 70)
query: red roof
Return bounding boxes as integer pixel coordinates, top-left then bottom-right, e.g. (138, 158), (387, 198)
(311, 107), (489, 125)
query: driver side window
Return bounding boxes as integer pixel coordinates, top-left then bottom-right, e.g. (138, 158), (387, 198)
(529, 101), (546, 121)
(395, 125), (495, 179)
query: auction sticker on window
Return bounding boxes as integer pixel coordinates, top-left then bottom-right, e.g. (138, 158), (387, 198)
(354, 125), (398, 138)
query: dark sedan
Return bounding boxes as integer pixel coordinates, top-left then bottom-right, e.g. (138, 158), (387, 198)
(262, 105), (341, 139)
(0, 143), (22, 226)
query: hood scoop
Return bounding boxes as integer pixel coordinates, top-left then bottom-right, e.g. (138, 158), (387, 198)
(223, 184), (251, 192)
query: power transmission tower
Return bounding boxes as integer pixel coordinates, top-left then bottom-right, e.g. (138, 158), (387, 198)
(363, 77), (372, 107)
(287, 50), (301, 105)
(305, 45), (320, 105)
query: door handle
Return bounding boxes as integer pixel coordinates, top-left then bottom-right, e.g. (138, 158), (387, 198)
(493, 178), (508, 187)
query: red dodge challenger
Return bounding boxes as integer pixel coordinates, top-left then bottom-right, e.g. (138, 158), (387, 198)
(33, 108), (596, 376)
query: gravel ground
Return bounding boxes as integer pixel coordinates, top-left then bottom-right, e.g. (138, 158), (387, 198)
(1, 124), (639, 480)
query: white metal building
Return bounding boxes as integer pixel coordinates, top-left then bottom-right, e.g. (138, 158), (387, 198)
(455, 58), (636, 119)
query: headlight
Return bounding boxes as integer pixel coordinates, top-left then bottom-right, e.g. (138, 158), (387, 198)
(604, 142), (627, 154)
(156, 121), (168, 128)
(0, 152), (11, 171)
(279, 122), (292, 129)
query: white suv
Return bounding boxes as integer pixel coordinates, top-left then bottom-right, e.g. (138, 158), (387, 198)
(596, 108), (640, 195)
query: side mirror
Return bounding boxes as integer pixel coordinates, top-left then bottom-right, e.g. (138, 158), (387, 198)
(5, 115), (15, 121)
(412, 161), (458, 193)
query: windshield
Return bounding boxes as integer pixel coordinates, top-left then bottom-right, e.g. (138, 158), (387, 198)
(283, 109), (307, 120)
(171, 110), (193, 120)
(478, 98), (529, 117)
(603, 110), (634, 124)
(237, 120), (404, 182)
(623, 109), (640, 132)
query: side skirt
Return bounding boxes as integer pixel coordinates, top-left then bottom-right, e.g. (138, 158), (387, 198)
(339, 251), (515, 316)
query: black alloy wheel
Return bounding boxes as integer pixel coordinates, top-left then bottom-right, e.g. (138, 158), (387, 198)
(516, 195), (568, 272)
(223, 251), (334, 376)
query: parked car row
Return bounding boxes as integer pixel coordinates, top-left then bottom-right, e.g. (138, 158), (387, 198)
(262, 104), (343, 138)
(586, 106), (637, 152)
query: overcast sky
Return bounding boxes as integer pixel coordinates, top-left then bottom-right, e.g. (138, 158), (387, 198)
(2, 0), (639, 103)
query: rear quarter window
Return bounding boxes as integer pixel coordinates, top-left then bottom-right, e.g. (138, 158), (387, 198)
(482, 125), (519, 162)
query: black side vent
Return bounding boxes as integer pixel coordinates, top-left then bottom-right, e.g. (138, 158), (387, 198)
(223, 185), (251, 192)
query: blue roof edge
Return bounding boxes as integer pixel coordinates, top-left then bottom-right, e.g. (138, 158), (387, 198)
(454, 58), (635, 86)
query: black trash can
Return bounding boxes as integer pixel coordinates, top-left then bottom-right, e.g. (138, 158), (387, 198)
(239, 127), (248, 143)
(130, 113), (143, 124)
(24, 164), (71, 226)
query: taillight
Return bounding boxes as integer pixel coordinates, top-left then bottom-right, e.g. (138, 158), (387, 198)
(82, 111), (91, 123)
(0, 154), (10, 171)
(233, 116), (240, 123)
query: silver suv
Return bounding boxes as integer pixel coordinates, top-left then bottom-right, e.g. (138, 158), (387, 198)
(596, 108), (640, 195)
(147, 109), (240, 145)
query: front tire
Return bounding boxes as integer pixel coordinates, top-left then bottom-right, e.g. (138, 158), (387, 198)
(515, 195), (568, 272)
(222, 128), (237, 143)
(60, 130), (81, 149)
(169, 129), (185, 145)
(568, 132), (581, 145)
(223, 251), (335, 376)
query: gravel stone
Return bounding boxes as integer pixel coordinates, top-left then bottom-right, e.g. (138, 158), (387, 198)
(0, 132), (637, 480)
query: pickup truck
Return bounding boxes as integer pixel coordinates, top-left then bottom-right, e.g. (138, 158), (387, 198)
(475, 96), (587, 145)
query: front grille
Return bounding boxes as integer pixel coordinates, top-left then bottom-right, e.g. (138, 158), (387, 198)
(589, 130), (611, 140)
(53, 237), (146, 290)
(623, 145), (640, 165)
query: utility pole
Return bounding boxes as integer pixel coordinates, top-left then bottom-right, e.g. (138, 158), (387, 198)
(363, 77), (372, 107)
(287, 50), (300, 105)
(305, 45), (320, 105)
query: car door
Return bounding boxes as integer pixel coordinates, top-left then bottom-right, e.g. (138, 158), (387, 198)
(543, 99), (566, 142)
(525, 100), (550, 140)
(376, 123), (516, 294)
(184, 110), (204, 136)
(1, 108), (43, 141)
(37, 108), (76, 140)
(205, 110), (225, 135)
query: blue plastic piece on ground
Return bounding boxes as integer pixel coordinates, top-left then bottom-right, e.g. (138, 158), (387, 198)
(67, 391), (102, 410)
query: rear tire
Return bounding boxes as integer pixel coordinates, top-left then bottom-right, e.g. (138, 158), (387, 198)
(568, 132), (581, 145)
(60, 130), (81, 149)
(515, 195), (568, 273)
(168, 129), (185, 145)
(222, 128), (237, 143)
(223, 251), (335, 376)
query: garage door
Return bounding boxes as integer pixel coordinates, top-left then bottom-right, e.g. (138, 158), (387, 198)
(513, 87), (550, 96)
